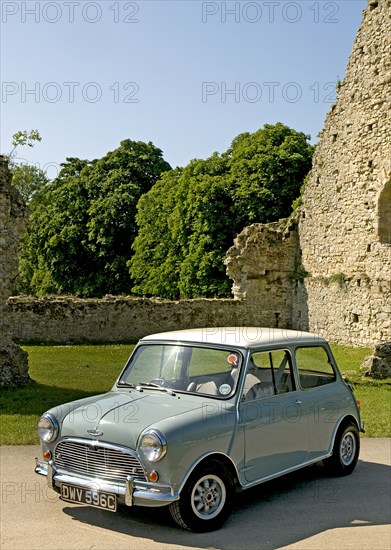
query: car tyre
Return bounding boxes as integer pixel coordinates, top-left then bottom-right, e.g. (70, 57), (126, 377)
(323, 422), (360, 476)
(169, 460), (234, 532)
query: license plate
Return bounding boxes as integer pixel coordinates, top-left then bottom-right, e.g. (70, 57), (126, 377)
(60, 483), (117, 512)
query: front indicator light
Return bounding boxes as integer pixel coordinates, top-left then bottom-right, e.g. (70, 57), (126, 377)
(43, 450), (52, 460)
(149, 471), (159, 482)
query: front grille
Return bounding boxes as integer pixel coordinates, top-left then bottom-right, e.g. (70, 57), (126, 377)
(55, 440), (147, 482)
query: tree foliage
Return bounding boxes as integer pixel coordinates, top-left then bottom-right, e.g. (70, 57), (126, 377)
(4, 129), (48, 203)
(18, 124), (313, 299)
(10, 163), (49, 202)
(9, 129), (42, 157)
(18, 140), (171, 296)
(130, 123), (314, 299)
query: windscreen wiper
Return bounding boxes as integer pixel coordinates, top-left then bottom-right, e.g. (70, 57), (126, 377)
(137, 382), (176, 396)
(117, 381), (140, 390)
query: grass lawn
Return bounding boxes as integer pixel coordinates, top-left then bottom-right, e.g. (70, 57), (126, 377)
(331, 344), (391, 438)
(0, 343), (389, 445)
(0, 345), (134, 445)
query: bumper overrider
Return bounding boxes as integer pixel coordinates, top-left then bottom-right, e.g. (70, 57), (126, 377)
(35, 458), (179, 507)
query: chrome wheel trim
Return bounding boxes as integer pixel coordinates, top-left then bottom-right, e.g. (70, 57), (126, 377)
(340, 431), (356, 466)
(190, 474), (226, 520)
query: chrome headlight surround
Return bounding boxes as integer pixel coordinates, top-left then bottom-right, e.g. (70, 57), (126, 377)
(139, 429), (167, 462)
(37, 413), (59, 443)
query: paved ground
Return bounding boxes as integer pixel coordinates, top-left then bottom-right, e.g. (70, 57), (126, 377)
(1, 439), (390, 550)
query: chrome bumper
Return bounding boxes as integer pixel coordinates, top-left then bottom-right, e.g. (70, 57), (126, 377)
(35, 458), (179, 507)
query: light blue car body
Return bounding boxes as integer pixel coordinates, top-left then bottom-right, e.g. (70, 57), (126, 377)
(35, 327), (363, 512)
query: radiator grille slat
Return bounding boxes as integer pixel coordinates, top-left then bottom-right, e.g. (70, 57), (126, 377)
(55, 440), (146, 482)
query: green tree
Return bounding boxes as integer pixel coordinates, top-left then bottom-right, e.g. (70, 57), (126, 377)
(8, 129), (42, 157)
(130, 169), (183, 299)
(10, 163), (49, 202)
(4, 129), (48, 202)
(130, 123), (314, 299)
(18, 140), (171, 296)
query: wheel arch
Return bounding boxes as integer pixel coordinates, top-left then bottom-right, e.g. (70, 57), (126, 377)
(328, 414), (360, 455)
(178, 452), (239, 494)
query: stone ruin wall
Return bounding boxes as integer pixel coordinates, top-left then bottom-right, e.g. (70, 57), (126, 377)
(225, 219), (307, 330)
(226, 0), (391, 347)
(299, 0), (390, 346)
(8, 296), (262, 344)
(0, 157), (29, 386)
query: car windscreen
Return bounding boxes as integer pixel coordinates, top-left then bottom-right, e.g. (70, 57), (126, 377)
(118, 344), (242, 398)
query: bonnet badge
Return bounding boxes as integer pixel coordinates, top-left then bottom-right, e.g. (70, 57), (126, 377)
(87, 429), (103, 437)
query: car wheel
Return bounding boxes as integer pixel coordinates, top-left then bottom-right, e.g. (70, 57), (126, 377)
(323, 422), (360, 476)
(169, 460), (234, 532)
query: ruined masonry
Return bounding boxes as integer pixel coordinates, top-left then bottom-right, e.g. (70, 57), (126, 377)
(226, 0), (391, 352)
(361, 341), (391, 379)
(0, 156), (30, 386)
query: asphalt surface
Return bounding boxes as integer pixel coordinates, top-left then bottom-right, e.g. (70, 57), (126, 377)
(1, 439), (390, 550)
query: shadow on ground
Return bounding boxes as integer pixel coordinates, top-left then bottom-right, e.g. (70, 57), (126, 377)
(0, 381), (97, 417)
(63, 458), (391, 549)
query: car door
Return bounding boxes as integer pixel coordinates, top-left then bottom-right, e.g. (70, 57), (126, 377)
(294, 345), (346, 461)
(238, 349), (308, 483)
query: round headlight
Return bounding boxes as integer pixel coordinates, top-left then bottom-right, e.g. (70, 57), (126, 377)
(139, 430), (167, 462)
(37, 413), (59, 443)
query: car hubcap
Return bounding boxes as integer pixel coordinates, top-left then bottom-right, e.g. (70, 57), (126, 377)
(191, 474), (226, 520)
(340, 431), (356, 466)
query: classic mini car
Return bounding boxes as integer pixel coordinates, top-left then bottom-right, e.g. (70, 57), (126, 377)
(36, 327), (363, 531)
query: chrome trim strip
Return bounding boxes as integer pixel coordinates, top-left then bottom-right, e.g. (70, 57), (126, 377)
(240, 454), (333, 489)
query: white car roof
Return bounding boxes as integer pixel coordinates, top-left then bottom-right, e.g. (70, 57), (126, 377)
(140, 327), (326, 349)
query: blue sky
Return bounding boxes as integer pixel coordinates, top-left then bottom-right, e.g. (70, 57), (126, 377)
(1, 0), (367, 178)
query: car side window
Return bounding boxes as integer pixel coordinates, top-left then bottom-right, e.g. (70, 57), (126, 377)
(186, 348), (241, 397)
(295, 346), (336, 389)
(243, 349), (294, 401)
